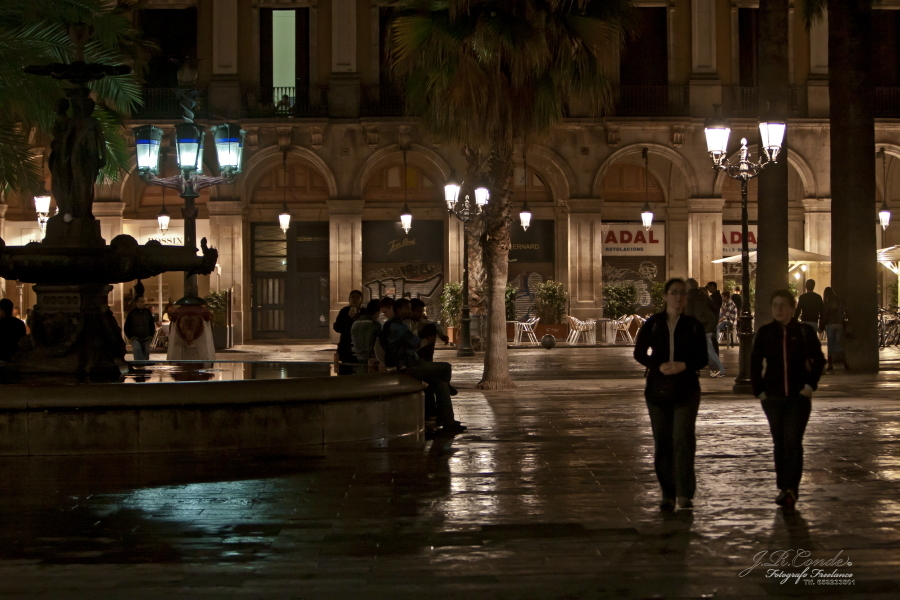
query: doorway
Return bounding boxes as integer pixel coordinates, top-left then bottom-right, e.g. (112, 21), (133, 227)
(251, 222), (329, 339)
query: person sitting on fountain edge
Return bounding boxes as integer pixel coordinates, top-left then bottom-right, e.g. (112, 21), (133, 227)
(333, 290), (363, 375)
(380, 298), (466, 433)
(124, 281), (157, 362)
(0, 299), (26, 363)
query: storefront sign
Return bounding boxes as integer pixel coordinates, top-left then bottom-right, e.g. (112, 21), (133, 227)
(722, 224), (758, 255)
(602, 223), (665, 256)
(362, 220), (443, 264)
(509, 219), (555, 263)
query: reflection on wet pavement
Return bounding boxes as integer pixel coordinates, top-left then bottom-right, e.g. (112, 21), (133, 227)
(121, 361), (333, 383)
(1, 345), (899, 598)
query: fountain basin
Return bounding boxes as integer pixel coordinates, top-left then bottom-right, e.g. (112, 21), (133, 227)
(0, 370), (425, 456)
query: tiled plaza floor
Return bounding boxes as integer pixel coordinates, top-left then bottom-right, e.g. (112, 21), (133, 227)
(1, 343), (899, 599)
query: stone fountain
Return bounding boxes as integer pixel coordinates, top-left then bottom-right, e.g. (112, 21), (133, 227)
(0, 32), (217, 381)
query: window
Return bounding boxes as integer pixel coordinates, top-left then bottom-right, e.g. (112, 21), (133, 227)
(260, 8), (310, 93)
(137, 8), (197, 88)
(619, 7), (668, 86)
(738, 8), (759, 87)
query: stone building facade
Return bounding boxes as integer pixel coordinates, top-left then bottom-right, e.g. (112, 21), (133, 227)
(2, 0), (900, 342)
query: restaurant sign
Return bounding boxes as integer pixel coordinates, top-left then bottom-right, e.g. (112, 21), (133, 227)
(722, 224), (758, 255)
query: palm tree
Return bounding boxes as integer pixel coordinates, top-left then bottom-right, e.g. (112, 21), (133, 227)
(0, 0), (147, 196)
(802, 0), (879, 370)
(389, 0), (632, 389)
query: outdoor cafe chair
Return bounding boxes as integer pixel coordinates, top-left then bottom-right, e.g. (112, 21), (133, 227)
(614, 315), (635, 344)
(566, 315), (596, 345)
(513, 316), (540, 347)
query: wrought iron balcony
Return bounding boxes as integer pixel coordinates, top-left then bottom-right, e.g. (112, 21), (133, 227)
(612, 85), (690, 117)
(728, 86), (805, 118)
(361, 84), (408, 117)
(875, 88), (900, 118)
(242, 86), (328, 118)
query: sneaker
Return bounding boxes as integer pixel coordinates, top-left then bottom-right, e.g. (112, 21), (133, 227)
(714, 370), (727, 378)
(659, 498), (676, 512)
(440, 421), (467, 433)
(782, 489), (797, 511)
(676, 497), (693, 510)
(775, 489), (788, 505)
(709, 371), (720, 378)
(449, 385), (459, 396)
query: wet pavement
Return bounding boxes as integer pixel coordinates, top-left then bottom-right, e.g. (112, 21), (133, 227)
(2, 343), (900, 599)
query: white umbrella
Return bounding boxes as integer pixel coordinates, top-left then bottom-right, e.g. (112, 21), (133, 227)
(712, 248), (832, 264)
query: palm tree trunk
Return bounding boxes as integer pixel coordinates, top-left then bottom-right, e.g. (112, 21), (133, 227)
(477, 142), (516, 390)
(828, 0), (878, 370)
(463, 145), (487, 312)
(755, 0), (790, 330)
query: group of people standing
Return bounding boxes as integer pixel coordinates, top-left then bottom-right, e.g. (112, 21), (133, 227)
(635, 278), (826, 513)
(683, 279), (741, 379)
(333, 291), (466, 433)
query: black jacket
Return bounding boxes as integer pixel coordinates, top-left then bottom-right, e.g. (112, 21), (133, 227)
(794, 291), (824, 323)
(124, 308), (156, 341)
(751, 319), (825, 398)
(333, 305), (359, 358)
(709, 290), (723, 312)
(634, 313), (709, 399)
(686, 289), (717, 334)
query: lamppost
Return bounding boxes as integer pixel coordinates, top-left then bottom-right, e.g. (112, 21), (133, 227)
(444, 172), (489, 357)
(704, 109), (785, 393)
(133, 121), (245, 300)
(878, 148), (892, 231)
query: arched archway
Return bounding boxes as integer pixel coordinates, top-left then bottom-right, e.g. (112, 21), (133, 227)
(600, 163), (665, 203)
(593, 143), (698, 199)
(362, 163), (442, 203)
(238, 145), (338, 205)
(251, 159), (330, 204)
(354, 144), (450, 199)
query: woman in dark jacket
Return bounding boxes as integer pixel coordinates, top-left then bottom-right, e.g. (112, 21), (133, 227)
(751, 289), (826, 511)
(634, 278), (709, 511)
(819, 286), (848, 372)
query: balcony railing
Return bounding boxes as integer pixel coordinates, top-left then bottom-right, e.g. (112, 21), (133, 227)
(361, 84), (408, 117)
(242, 86), (328, 118)
(728, 86), (805, 117)
(612, 85), (690, 117)
(134, 88), (208, 120)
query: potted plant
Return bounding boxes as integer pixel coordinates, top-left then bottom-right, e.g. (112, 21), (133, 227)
(533, 280), (569, 340)
(439, 282), (463, 344)
(505, 282), (518, 341)
(203, 290), (230, 350)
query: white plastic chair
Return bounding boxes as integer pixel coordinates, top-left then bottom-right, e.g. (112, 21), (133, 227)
(567, 315), (596, 345)
(513, 316), (540, 346)
(614, 315), (634, 344)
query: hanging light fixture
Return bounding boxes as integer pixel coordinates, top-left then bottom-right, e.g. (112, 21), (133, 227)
(519, 147), (531, 230)
(400, 148), (412, 233)
(641, 148), (653, 231)
(444, 169), (461, 211)
(279, 149), (291, 233)
(880, 148), (892, 230)
(156, 154), (170, 233)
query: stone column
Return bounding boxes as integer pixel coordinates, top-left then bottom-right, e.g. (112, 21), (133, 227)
(690, 0), (721, 116)
(802, 198), (831, 291)
(567, 199), (603, 320)
(328, 0), (360, 117)
(209, 0), (241, 117)
(807, 10), (829, 117)
(207, 200), (245, 345)
(687, 198), (724, 286)
(327, 199), (363, 343)
(93, 202), (126, 327)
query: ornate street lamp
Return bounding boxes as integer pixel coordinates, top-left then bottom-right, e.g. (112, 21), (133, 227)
(34, 191), (52, 236)
(445, 172), (490, 357)
(157, 204), (170, 234)
(519, 149), (532, 231)
(879, 148), (892, 230)
(705, 106), (784, 393)
(640, 148), (653, 230)
(133, 120), (246, 300)
(279, 148), (291, 233)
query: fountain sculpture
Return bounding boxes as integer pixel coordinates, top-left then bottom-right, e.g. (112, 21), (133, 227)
(0, 27), (217, 380)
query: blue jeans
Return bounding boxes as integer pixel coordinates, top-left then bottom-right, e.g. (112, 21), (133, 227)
(761, 395), (812, 494)
(646, 392), (701, 500)
(825, 324), (844, 355)
(130, 338), (151, 361)
(706, 333), (725, 372)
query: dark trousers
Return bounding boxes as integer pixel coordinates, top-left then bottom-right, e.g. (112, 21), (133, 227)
(761, 395), (812, 494)
(646, 393), (701, 500)
(407, 361), (454, 424)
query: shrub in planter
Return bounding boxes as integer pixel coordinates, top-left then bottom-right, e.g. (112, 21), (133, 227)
(603, 281), (639, 320)
(440, 282), (463, 330)
(534, 280), (567, 325)
(505, 283), (518, 320)
(203, 290), (229, 349)
(649, 281), (666, 314)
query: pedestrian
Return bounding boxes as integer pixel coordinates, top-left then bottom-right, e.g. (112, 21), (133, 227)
(380, 298), (466, 433)
(351, 299), (383, 372)
(706, 281), (723, 312)
(751, 289), (826, 511)
(717, 290), (738, 347)
(124, 281), (157, 361)
(634, 278), (709, 511)
(794, 279), (824, 331)
(732, 286), (743, 312)
(686, 278), (725, 377)
(0, 298), (27, 363)
(333, 290), (363, 375)
(819, 286), (849, 372)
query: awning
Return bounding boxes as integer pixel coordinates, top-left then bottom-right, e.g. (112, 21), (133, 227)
(712, 248), (832, 264)
(878, 246), (900, 275)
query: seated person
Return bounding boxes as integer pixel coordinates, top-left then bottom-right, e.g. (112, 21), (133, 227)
(351, 299), (383, 372)
(380, 298), (466, 433)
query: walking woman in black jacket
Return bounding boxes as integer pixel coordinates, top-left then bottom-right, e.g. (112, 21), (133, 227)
(751, 289), (826, 511)
(634, 278), (709, 511)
